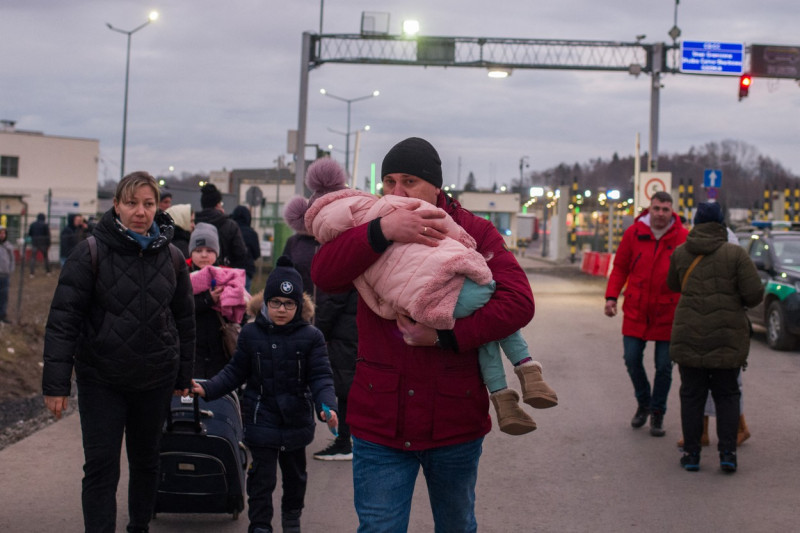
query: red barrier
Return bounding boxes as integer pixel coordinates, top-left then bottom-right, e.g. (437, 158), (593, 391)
(594, 253), (612, 277)
(13, 249), (34, 262)
(581, 251), (597, 275)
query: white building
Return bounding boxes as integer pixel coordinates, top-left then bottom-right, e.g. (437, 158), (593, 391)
(0, 121), (99, 244)
(457, 191), (521, 251)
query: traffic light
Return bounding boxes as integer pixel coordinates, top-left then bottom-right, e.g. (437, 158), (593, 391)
(738, 73), (752, 101)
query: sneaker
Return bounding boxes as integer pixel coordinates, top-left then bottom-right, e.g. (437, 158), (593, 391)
(720, 451), (737, 473)
(313, 440), (352, 461)
(650, 411), (666, 437)
(631, 406), (650, 428)
(680, 452), (700, 472)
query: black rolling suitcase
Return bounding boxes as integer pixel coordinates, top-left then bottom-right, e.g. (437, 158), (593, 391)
(154, 389), (247, 519)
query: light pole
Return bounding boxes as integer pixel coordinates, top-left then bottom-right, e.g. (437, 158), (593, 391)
(519, 156), (529, 184)
(319, 89), (379, 176)
(107, 11), (158, 179)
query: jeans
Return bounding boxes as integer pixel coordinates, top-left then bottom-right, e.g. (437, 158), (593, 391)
(622, 336), (673, 414)
(679, 366), (741, 454)
(0, 275), (8, 321)
(30, 245), (51, 274)
(353, 436), (483, 533)
(77, 379), (174, 533)
(247, 445), (307, 533)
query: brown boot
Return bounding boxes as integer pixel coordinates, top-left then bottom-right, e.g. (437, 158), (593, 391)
(677, 416), (710, 448)
(514, 362), (558, 408)
(701, 415), (710, 446)
(490, 389), (537, 435)
(737, 414), (751, 445)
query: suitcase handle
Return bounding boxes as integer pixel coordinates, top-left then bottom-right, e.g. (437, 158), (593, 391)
(165, 394), (206, 434)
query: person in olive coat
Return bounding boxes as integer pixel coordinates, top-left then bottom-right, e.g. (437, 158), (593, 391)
(667, 202), (763, 474)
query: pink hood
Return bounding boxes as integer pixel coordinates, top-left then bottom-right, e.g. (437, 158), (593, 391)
(305, 190), (492, 329)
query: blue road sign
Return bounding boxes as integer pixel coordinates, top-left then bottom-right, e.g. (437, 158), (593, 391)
(680, 41), (744, 75)
(704, 169), (723, 188)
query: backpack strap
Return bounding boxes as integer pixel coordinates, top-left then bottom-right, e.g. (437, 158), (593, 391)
(167, 243), (183, 273)
(87, 236), (98, 277)
(681, 255), (704, 291)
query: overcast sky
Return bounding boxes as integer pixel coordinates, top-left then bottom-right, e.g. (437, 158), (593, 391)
(3, 0), (798, 190)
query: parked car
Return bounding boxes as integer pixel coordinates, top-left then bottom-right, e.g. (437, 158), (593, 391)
(738, 225), (800, 350)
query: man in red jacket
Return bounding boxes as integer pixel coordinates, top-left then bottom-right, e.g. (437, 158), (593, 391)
(311, 137), (534, 532)
(604, 191), (688, 437)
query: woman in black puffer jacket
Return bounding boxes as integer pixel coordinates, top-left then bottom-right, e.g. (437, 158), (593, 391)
(43, 171), (195, 533)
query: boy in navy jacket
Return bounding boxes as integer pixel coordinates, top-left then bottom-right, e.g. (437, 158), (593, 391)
(193, 256), (338, 533)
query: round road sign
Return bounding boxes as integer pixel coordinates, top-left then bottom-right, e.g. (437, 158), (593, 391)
(644, 177), (667, 201)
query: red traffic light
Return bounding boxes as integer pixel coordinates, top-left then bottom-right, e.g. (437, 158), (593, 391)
(738, 74), (752, 100)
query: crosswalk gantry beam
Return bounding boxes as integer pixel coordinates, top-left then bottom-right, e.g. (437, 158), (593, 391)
(310, 33), (655, 73)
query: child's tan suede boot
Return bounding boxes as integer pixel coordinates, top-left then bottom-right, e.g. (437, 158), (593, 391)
(514, 361), (558, 409)
(490, 389), (537, 435)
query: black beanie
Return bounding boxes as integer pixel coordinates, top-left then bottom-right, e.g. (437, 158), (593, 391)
(381, 137), (443, 188)
(200, 183), (222, 208)
(694, 202), (724, 225)
(264, 256), (303, 306)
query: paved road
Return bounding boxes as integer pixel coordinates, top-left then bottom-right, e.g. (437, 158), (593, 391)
(1, 270), (798, 532)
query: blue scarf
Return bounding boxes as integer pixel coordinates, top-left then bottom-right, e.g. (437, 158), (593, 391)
(126, 221), (160, 250)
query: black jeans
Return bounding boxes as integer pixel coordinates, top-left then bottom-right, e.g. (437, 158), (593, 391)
(679, 366), (741, 454)
(247, 445), (307, 533)
(337, 395), (351, 443)
(29, 245), (51, 273)
(77, 379), (173, 533)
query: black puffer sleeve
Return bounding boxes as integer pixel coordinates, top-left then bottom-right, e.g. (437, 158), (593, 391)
(42, 240), (94, 396)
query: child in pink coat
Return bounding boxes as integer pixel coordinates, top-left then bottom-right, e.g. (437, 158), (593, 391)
(285, 159), (558, 435)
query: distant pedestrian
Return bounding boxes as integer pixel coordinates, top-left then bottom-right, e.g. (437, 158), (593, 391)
(86, 216), (98, 235)
(195, 183), (248, 269)
(604, 191), (688, 437)
(667, 202), (762, 473)
(0, 224), (15, 324)
(192, 256), (338, 533)
(59, 213), (87, 266)
(231, 205), (261, 292)
(166, 203), (193, 258)
(28, 213), (51, 276)
(159, 191), (173, 211)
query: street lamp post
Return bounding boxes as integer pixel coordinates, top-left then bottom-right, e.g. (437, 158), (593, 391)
(107, 11), (158, 179)
(519, 156), (529, 184)
(319, 89), (379, 176)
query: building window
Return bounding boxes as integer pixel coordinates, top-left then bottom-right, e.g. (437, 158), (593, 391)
(1, 156), (19, 177)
